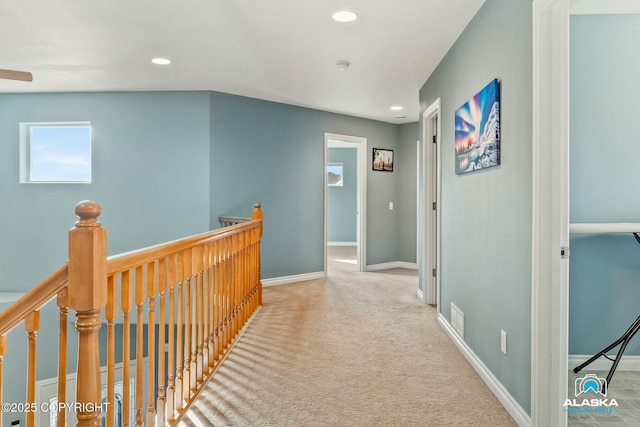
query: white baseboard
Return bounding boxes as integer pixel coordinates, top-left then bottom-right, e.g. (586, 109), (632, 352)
(327, 241), (357, 246)
(438, 314), (531, 427)
(262, 272), (326, 287)
(569, 354), (640, 372)
(416, 288), (425, 303)
(366, 261), (418, 271)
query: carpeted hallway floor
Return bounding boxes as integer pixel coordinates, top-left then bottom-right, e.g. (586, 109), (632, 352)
(180, 246), (517, 426)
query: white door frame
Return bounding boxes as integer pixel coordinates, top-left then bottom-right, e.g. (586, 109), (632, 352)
(324, 133), (367, 272)
(419, 98), (442, 306)
(532, 0), (571, 425)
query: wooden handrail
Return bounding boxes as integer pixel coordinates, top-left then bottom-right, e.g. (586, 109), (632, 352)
(0, 264), (68, 336)
(0, 200), (263, 427)
(107, 220), (258, 274)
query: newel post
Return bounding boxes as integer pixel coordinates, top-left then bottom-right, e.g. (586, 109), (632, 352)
(252, 203), (263, 305)
(68, 201), (107, 427)
(252, 203), (263, 236)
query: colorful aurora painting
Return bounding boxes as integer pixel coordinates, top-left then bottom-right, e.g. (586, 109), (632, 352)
(454, 78), (500, 174)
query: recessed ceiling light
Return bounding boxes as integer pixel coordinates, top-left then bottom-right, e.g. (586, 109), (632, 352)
(151, 57), (171, 65)
(395, 115), (408, 120)
(390, 106), (404, 111)
(332, 10), (358, 22)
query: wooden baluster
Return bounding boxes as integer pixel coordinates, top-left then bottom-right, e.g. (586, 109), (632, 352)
(105, 275), (116, 427)
(220, 237), (227, 354)
(175, 252), (184, 412)
(121, 270), (132, 427)
(183, 249), (192, 403)
(230, 234), (236, 339)
(146, 261), (156, 427)
(191, 246), (202, 390)
(56, 289), (69, 427)
(204, 243), (213, 375)
(135, 265), (144, 426)
(232, 233), (239, 338)
(68, 201), (107, 427)
(25, 311), (40, 427)
(210, 241), (215, 364)
(201, 244), (208, 376)
(167, 254), (176, 421)
(211, 241), (219, 364)
(242, 229), (248, 326)
(225, 235), (231, 350)
(0, 335), (5, 427)
(157, 257), (167, 426)
(197, 245), (204, 383)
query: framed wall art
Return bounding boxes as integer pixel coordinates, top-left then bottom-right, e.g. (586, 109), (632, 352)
(454, 78), (500, 174)
(372, 148), (393, 172)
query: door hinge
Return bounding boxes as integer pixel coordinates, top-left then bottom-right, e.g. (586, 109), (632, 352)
(432, 268), (437, 277)
(432, 202), (437, 211)
(432, 135), (437, 144)
(560, 246), (570, 259)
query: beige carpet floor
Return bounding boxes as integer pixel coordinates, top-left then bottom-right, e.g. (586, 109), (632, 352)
(180, 247), (517, 426)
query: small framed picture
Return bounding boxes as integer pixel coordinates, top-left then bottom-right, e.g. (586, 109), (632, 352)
(372, 148), (393, 172)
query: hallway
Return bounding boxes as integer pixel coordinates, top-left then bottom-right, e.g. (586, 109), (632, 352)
(180, 247), (515, 426)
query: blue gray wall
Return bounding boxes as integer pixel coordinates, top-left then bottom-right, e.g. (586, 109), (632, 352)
(327, 148), (357, 243)
(397, 122), (418, 263)
(0, 91), (212, 425)
(569, 14), (640, 355)
(208, 91), (403, 273)
(419, 0), (532, 414)
(0, 89), (413, 422)
(0, 91), (211, 292)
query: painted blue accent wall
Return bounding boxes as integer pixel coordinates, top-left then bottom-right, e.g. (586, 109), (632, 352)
(397, 122), (418, 263)
(208, 91), (401, 276)
(327, 148), (357, 243)
(0, 91), (211, 424)
(0, 87), (413, 426)
(569, 14), (640, 356)
(0, 92), (211, 291)
(419, 0), (532, 413)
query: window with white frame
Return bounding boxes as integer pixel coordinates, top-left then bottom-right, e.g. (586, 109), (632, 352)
(19, 122), (92, 183)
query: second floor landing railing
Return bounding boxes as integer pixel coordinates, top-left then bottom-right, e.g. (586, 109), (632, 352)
(0, 201), (263, 427)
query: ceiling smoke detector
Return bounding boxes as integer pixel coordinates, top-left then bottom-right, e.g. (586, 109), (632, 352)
(336, 60), (351, 71)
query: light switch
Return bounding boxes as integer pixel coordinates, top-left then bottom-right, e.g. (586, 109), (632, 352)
(389, 202), (394, 210)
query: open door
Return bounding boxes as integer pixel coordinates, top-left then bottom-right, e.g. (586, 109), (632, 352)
(324, 133), (367, 274)
(420, 99), (441, 306)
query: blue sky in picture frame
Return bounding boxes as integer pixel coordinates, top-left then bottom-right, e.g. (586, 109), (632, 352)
(454, 78), (500, 174)
(30, 125), (92, 182)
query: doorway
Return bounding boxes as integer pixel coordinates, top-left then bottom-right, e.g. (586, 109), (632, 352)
(324, 133), (367, 274)
(419, 99), (442, 306)
(533, 2), (640, 425)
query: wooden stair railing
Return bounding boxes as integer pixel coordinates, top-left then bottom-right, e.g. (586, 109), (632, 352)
(0, 201), (263, 427)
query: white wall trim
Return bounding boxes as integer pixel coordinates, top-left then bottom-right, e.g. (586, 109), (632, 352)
(327, 241), (357, 247)
(438, 314), (531, 427)
(569, 355), (640, 372)
(366, 261), (418, 271)
(571, 0), (640, 14)
(532, 1), (571, 426)
(419, 98), (442, 307)
(262, 272), (326, 287)
(416, 287), (424, 303)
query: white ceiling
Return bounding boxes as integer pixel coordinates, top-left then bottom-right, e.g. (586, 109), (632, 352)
(0, 0), (485, 124)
